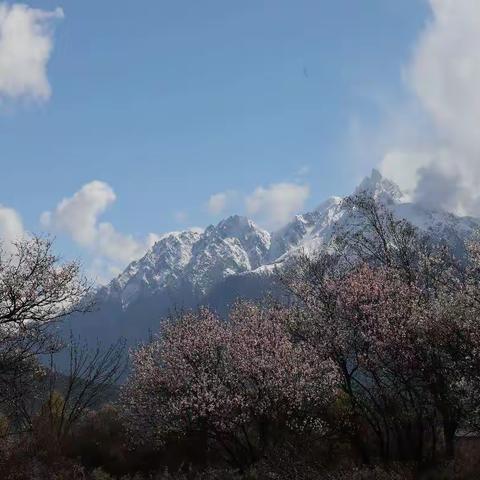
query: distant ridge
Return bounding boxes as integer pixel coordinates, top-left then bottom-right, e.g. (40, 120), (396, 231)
(65, 170), (480, 346)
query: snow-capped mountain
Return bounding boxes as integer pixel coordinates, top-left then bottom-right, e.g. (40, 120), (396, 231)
(67, 170), (479, 345)
(103, 215), (271, 309)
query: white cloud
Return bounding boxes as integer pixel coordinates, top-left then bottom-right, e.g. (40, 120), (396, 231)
(0, 3), (64, 102)
(245, 183), (309, 230)
(95, 222), (151, 265)
(41, 181), (116, 246)
(207, 191), (236, 216)
(87, 258), (125, 287)
(379, 0), (480, 216)
(41, 181), (160, 273)
(409, 0), (480, 157)
(380, 151), (432, 201)
(0, 204), (24, 253)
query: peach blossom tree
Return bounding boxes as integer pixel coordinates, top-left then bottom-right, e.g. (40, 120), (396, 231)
(121, 303), (337, 469)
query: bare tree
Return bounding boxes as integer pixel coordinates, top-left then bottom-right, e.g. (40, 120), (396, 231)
(41, 336), (126, 444)
(335, 193), (430, 276)
(0, 236), (93, 422)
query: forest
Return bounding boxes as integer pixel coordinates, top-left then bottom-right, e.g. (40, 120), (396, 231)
(2, 194), (480, 479)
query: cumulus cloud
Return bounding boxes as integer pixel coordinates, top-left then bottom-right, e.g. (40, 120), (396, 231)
(87, 258), (124, 287)
(41, 181), (159, 272)
(380, 151), (432, 201)
(207, 191), (237, 216)
(409, 0), (480, 156)
(379, 0), (480, 216)
(0, 204), (24, 253)
(0, 3), (63, 102)
(245, 183), (309, 230)
(41, 181), (116, 246)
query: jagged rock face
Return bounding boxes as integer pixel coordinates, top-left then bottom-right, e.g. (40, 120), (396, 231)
(267, 196), (344, 262)
(100, 215), (271, 309)
(355, 168), (404, 202)
(187, 215), (271, 294)
(75, 170), (479, 345)
(104, 230), (202, 308)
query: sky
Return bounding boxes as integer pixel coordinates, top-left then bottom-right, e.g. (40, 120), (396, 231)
(1, 0), (479, 282)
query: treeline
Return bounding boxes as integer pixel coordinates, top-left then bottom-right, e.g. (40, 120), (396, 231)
(2, 195), (480, 479)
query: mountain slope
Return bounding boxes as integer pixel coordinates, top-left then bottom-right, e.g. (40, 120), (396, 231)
(66, 170), (480, 345)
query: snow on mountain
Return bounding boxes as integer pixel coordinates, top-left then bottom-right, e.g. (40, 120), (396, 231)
(105, 229), (203, 308)
(266, 169), (478, 266)
(355, 168), (404, 202)
(267, 196), (343, 262)
(95, 170), (479, 315)
(100, 215), (271, 309)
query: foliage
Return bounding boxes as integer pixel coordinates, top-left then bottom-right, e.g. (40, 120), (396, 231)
(3, 200), (480, 477)
(121, 302), (338, 469)
(0, 236), (92, 429)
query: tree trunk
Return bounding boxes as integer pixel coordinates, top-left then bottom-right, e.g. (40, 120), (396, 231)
(443, 418), (457, 459)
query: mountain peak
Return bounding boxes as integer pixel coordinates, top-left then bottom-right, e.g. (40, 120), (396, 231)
(81, 171), (480, 349)
(217, 214), (253, 232)
(355, 169), (403, 202)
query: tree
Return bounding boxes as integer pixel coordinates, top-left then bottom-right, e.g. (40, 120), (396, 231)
(282, 255), (433, 462)
(0, 236), (92, 428)
(226, 301), (337, 465)
(121, 303), (337, 470)
(281, 193), (480, 463)
(40, 336), (126, 444)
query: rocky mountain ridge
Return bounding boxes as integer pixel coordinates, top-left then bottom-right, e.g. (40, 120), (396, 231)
(67, 170), (479, 345)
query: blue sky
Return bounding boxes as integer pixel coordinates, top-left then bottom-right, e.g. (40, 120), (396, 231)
(5, 0), (472, 280)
